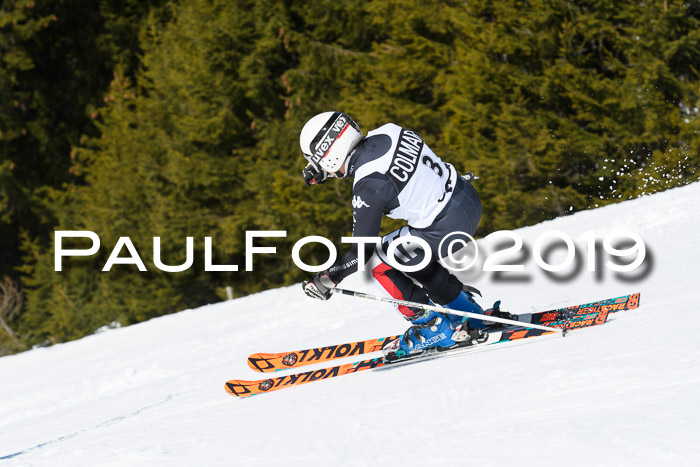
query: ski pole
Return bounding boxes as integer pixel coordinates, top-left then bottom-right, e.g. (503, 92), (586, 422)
(332, 288), (563, 334)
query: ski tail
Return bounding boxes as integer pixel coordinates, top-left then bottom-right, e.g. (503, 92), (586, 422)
(530, 292), (640, 329)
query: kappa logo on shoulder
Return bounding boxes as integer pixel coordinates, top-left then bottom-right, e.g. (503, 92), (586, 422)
(352, 195), (370, 209)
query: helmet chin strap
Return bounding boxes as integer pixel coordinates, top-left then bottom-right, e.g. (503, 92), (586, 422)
(336, 147), (357, 179)
(340, 156), (351, 178)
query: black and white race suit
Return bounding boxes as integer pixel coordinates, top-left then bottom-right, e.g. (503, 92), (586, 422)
(325, 123), (482, 317)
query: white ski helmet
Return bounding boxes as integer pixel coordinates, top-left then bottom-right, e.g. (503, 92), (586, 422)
(300, 111), (363, 184)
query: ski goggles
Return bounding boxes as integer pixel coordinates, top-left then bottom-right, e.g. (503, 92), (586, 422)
(302, 160), (329, 186)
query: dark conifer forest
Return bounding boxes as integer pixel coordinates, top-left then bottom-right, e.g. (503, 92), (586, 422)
(1, 0), (698, 353)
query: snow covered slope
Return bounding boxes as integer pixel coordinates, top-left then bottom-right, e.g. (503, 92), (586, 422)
(2, 183), (700, 466)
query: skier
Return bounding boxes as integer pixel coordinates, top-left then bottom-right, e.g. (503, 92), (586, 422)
(300, 111), (488, 361)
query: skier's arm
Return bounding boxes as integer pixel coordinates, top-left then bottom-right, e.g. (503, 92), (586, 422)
(303, 174), (397, 299)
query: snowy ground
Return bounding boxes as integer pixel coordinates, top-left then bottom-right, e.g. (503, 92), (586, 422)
(2, 183), (700, 466)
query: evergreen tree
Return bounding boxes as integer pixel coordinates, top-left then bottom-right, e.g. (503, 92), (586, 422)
(1, 0), (165, 350)
(440, 0), (699, 233)
(10, 0), (700, 350)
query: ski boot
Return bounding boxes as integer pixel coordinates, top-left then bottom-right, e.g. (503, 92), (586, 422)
(382, 285), (489, 363)
(443, 285), (488, 329)
(382, 310), (490, 363)
(435, 285), (490, 344)
(382, 309), (461, 363)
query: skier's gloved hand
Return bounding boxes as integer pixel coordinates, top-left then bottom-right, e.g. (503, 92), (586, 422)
(302, 272), (336, 300)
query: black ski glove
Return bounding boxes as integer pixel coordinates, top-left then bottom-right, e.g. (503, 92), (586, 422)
(302, 271), (336, 300)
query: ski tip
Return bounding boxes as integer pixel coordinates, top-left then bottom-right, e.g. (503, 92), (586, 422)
(224, 380), (245, 397)
(247, 353), (280, 373)
(225, 379), (266, 397)
(246, 354), (262, 371)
